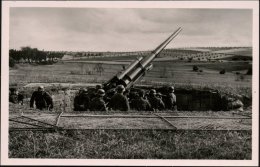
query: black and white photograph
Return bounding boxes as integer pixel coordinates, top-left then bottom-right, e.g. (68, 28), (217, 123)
(1, 1), (259, 166)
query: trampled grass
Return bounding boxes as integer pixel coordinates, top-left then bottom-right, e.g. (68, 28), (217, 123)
(8, 129), (252, 159)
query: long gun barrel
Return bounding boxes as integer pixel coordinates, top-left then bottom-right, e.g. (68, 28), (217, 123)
(103, 27), (182, 91)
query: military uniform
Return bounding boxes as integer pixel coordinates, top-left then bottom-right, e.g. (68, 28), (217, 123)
(109, 93), (130, 111)
(30, 91), (53, 110)
(131, 97), (151, 111)
(74, 92), (90, 111)
(9, 94), (18, 104)
(163, 86), (177, 111)
(9, 88), (24, 104)
(90, 97), (107, 111)
(164, 93), (177, 110)
(148, 94), (165, 110)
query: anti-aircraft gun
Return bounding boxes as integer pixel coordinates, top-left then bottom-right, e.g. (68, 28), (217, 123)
(103, 27), (182, 92)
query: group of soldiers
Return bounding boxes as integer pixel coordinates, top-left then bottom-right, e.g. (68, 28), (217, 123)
(9, 84), (177, 112)
(73, 84), (177, 112)
(9, 86), (54, 111)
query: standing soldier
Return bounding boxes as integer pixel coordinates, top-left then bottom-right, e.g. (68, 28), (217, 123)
(164, 86), (177, 111)
(73, 88), (90, 111)
(30, 86), (53, 111)
(147, 89), (165, 111)
(89, 89), (107, 111)
(131, 90), (151, 111)
(108, 85), (130, 111)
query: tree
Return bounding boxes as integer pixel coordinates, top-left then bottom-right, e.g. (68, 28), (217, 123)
(21, 46), (33, 63)
(9, 57), (15, 67)
(9, 49), (22, 63)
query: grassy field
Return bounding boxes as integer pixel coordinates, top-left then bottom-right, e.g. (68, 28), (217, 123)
(9, 129), (251, 159)
(211, 47), (252, 57)
(10, 60), (252, 90)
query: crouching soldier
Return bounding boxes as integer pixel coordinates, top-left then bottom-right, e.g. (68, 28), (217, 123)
(89, 89), (107, 111)
(30, 86), (53, 111)
(74, 88), (90, 111)
(227, 97), (244, 112)
(148, 89), (165, 111)
(9, 88), (24, 105)
(108, 85), (130, 111)
(131, 90), (151, 111)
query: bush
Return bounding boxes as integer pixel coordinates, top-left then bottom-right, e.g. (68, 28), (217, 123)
(193, 65), (199, 72)
(9, 57), (15, 67)
(219, 69), (226, 74)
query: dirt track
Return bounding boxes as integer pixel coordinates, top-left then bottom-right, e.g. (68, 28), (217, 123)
(9, 110), (251, 130)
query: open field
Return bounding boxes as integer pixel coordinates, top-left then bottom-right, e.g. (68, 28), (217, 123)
(66, 47), (252, 63)
(211, 47), (252, 56)
(10, 60), (252, 95)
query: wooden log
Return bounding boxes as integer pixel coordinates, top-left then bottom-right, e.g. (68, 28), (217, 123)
(154, 114), (177, 130)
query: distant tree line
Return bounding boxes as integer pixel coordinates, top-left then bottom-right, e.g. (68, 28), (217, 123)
(9, 46), (64, 67)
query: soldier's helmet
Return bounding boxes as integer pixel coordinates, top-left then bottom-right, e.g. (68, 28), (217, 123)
(169, 86), (174, 92)
(82, 88), (88, 93)
(157, 92), (162, 97)
(150, 89), (156, 95)
(97, 89), (106, 96)
(38, 86), (44, 91)
(116, 85), (125, 93)
(10, 88), (18, 94)
(96, 84), (102, 90)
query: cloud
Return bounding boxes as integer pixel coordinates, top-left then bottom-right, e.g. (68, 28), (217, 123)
(9, 8), (252, 51)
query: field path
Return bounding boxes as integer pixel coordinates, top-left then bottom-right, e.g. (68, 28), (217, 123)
(9, 111), (251, 130)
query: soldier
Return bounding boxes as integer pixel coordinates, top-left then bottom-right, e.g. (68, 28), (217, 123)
(156, 92), (163, 100)
(147, 89), (165, 111)
(17, 91), (25, 105)
(227, 97), (244, 112)
(95, 84), (102, 90)
(73, 88), (90, 111)
(88, 84), (104, 100)
(108, 85), (130, 111)
(130, 90), (151, 111)
(30, 86), (53, 111)
(164, 86), (177, 111)
(9, 88), (24, 104)
(89, 89), (107, 111)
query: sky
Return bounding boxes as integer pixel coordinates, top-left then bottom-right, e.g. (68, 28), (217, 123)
(10, 8), (252, 52)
